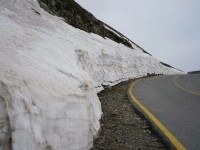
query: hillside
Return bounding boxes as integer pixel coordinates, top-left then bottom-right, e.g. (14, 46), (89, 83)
(38, 0), (153, 55)
(0, 0), (181, 149)
(38, 0), (133, 48)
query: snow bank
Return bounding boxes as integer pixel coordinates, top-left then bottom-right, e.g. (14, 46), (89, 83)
(0, 0), (181, 149)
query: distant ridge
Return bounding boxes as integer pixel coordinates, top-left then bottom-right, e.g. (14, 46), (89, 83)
(188, 70), (200, 74)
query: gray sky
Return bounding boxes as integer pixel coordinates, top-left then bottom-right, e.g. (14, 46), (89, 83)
(75, 0), (200, 72)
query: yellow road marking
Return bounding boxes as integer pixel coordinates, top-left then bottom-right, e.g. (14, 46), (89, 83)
(129, 79), (186, 150)
(174, 75), (200, 96)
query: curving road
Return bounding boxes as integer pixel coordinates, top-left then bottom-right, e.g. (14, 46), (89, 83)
(130, 74), (200, 150)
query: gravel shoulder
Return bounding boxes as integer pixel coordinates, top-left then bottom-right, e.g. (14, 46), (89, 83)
(91, 79), (167, 150)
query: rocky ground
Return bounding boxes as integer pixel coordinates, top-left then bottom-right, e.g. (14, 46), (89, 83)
(91, 79), (167, 150)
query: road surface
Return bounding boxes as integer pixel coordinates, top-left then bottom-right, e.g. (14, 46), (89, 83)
(129, 74), (200, 150)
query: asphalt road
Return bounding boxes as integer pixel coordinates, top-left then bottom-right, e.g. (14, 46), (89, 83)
(131, 74), (200, 150)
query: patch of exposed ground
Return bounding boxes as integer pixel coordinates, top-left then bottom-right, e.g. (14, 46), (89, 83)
(91, 79), (167, 150)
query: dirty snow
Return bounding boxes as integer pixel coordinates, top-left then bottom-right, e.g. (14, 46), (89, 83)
(0, 0), (182, 150)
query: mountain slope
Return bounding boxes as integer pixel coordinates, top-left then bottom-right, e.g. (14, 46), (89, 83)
(38, 0), (133, 48)
(0, 0), (181, 149)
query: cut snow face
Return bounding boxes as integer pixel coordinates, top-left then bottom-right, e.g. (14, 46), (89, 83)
(0, 0), (182, 150)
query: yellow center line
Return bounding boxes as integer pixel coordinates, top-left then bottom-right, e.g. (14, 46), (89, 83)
(129, 79), (186, 150)
(174, 75), (200, 96)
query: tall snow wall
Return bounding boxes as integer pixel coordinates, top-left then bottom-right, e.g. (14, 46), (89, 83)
(0, 0), (181, 149)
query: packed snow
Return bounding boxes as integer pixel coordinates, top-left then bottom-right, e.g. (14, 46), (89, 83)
(0, 0), (182, 150)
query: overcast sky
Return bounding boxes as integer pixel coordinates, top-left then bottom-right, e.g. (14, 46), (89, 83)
(75, 0), (200, 72)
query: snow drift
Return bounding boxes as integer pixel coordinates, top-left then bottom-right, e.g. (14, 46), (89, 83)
(0, 0), (181, 149)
